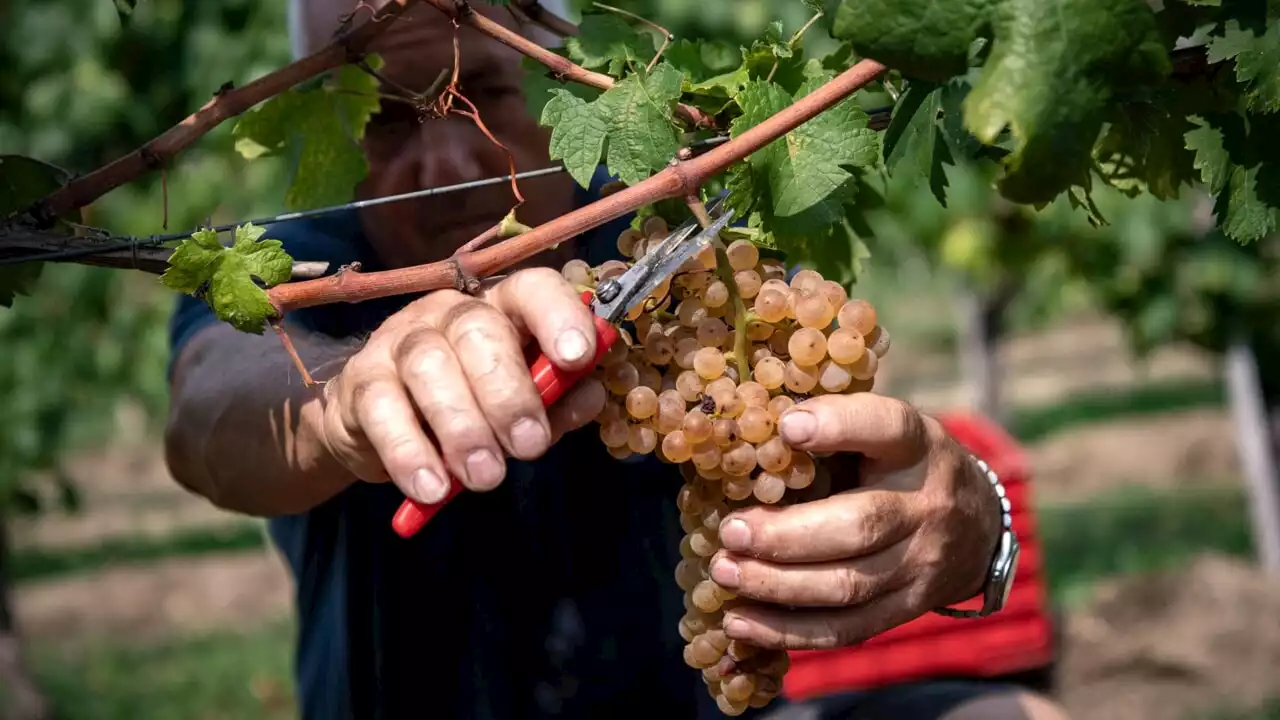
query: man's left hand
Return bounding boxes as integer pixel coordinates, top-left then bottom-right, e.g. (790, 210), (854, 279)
(709, 393), (1003, 650)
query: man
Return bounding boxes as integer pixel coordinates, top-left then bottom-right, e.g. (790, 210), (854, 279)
(164, 1), (1070, 718)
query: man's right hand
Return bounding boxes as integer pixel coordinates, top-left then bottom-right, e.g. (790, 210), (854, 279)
(319, 267), (608, 504)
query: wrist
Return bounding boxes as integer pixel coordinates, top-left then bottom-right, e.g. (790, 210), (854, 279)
(934, 453), (1019, 619)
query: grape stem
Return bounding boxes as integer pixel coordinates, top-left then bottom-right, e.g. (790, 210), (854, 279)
(713, 242), (751, 383)
(265, 59), (888, 314)
(25, 0), (420, 224)
(688, 191), (750, 381)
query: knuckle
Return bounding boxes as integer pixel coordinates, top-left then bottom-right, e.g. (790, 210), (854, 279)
(435, 411), (493, 446)
(347, 376), (386, 417)
(393, 326), (451, 374)
(835, 567), (868, 606)
(441, 298), (502, 338)
(382, 432), (423, 466)
(883, 397), (919, 440)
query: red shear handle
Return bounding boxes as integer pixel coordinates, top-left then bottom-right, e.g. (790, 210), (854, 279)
(391, 293), (618, 539)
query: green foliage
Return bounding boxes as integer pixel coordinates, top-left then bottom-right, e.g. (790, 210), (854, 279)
(1062, 184), (1280, 380)
(1208, 18), (1280, 114)
(827, 0), (1171, 204)
(233, 63), (384, 211)
(730, 72), (878, 221)
(0, 0), (288, 516)
(0, 265), (170, 516)
(542, 63), (684, 186)
(161, 223), (291, 333)
(881, 81), (952, 205)
(565, 13), (660, 75)
(1185, 113), (1278, 242)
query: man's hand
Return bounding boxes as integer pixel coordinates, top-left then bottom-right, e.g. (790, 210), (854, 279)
(320, 268), (607, 504)
(708, 394), (1002, 650)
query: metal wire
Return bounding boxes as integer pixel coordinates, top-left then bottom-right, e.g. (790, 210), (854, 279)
(0, 134), (748, 267)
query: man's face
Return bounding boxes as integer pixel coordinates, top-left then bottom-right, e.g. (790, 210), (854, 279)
(310, 0), (577, 268)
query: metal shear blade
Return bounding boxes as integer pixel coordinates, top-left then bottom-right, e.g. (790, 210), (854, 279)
(597, 205), (735, 322)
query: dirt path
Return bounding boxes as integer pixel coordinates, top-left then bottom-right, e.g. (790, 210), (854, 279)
(15, 551), (293, 647)
(1026, 408), (1240, 503)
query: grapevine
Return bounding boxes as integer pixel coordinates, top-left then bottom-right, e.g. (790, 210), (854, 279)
(566, 216), (890, 713)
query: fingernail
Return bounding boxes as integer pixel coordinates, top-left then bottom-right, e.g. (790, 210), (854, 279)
(780, 410), (816, 444)
(724, 616), (749, 639)
(719, 519), (752, 551)
(556, 328), (589, 363)
(510, 417), (550, 457)
(411, 468), (449, 504)
(465, 450), (504, 490)
(711, 557), (740, 588)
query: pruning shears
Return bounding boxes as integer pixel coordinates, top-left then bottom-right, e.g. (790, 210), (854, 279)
(391, 201), (736, 539)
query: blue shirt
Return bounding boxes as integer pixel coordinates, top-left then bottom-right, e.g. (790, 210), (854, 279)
(168, 170), (730, 720)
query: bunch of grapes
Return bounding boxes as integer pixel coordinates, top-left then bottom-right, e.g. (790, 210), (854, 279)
(561, 216), (891, 716)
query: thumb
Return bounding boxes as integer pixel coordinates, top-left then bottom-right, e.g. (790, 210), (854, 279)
(777, 393), (928, 468)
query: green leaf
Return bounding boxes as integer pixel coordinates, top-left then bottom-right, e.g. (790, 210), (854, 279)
(1185, 115), (1278, 242)
(828, 0), (1171, 203)
(740, 21), (809, 93)
(161, 223), (293, 333)
(1207, 19), (1280, 114)
(564, 13), (656, 77)
(666, 39), (741, 83)
(1, 154), (73, 218)
(731, 74), (878, 225)
(594, 63), (684, 185)
(542, 90), (609, 187)
(233, 61), (382, 210)
(1185, 118), (1233, 193)
(882, 81), (952, 204)
(0, 155), (72, 307)
(1093, 97), (1198, 199)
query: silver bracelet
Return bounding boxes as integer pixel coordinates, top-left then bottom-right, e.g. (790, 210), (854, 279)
(932, 454), (1016, 619)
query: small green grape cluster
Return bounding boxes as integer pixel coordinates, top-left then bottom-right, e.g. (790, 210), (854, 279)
(560, 217), (891, 715)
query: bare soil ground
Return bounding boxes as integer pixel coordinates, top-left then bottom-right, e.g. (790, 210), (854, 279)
(1028, 408), (1240, 503)
(1060, 554), (1280, 720)
(16, 551), (292, 648)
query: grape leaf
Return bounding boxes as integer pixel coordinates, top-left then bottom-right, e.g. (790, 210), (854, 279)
(740, 21), (809, 94)
(161, 223), (293, 333)
(1094, 98), (1198, 199)
(1185, 114), (1278, 242)
(233, 62), (382, 210)
(520, 56), (601, 122)
(730, 70), (879, 224)
(0, 155), (73, 307)
(564, 13), (656, 77)
(665, 39), (741, 82)
(882, 81), (952, 204)
(826, 0), (1171, 204)
(598, 64), (684, 185)
(1207, 19), (1280, 113)
(542, 90), (609, 187)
